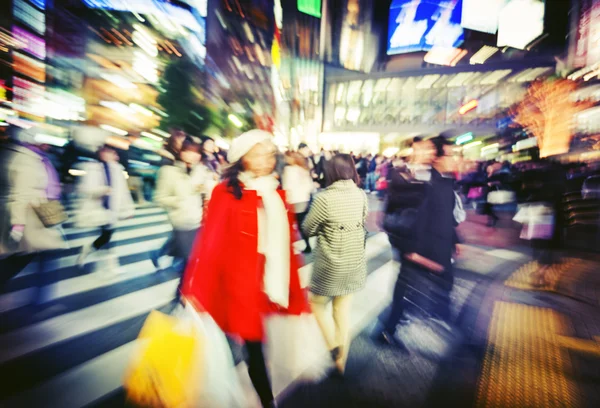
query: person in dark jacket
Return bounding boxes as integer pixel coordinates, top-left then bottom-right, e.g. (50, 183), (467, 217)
(378, 135), (457, 348)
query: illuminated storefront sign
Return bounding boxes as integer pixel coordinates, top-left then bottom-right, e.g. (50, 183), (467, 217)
(13, 52), (46, 82)
(13, 0), (46, 35)
(461, 0), (509, 34)
(387, 0), (464, 55)
(424, 47), (467, 66)
(298, 0), (322, 18)
(13, 77), (46, 117)
(30, 0), (45, 10)
(497, 0), (545, 50)
(44, 90), (86, 121)
(0, 81), (7, 102)
(574, 0), (600, 68)
(13, 26), (46, 59)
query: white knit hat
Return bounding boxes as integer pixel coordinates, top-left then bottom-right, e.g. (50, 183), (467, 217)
(227, 129), (273, 163)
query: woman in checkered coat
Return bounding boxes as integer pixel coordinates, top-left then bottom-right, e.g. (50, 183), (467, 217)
(302, 153), (368, 374)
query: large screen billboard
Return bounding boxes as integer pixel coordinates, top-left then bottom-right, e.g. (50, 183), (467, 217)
(497, 0), (545, 50)
(461, 0), (509, 34)
(387, 0), (464, 55)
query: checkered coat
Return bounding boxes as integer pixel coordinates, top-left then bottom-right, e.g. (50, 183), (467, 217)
(302, 180), (368, 297)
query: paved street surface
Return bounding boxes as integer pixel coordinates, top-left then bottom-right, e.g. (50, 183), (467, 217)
(0, 200), (599, 408)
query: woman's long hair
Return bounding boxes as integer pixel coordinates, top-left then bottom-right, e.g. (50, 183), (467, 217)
(222, 160), (245, 200)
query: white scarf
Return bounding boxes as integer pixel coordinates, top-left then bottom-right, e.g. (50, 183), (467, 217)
(238, 172), (290, 308)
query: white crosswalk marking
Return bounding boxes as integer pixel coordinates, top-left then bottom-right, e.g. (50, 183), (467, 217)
(0, 204), (523, 407)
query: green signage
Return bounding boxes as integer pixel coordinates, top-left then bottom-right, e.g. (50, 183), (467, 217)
(298, 0), (321, 18)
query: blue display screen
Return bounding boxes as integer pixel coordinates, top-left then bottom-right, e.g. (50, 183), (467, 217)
(387, 0), (464, 55)
(30, 0), (46, 10)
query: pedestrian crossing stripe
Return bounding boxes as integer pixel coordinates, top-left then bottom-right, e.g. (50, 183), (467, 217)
(0, 205), (526, 407)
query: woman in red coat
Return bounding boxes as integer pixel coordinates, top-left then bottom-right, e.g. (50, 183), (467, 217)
(181, 130), (308, 408)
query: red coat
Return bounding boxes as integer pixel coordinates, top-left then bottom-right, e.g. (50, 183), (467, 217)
(181, 182), (309, 341)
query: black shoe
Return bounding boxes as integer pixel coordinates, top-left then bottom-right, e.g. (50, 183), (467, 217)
(377, 330), (409, 352)
(150, 254), (160, 270)
(303, 246), (312, 254)
(330, 346), (341, 361)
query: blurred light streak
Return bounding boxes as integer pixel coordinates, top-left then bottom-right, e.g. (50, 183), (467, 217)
(111, 29), (133, 46)
(456, 132), (474, 145)
(100, 74), (137, 89)
(130, 103), (153, 117)
(462, 141), (482, 150)
(68, 169), (86, 176)
(105, 135), (131, 150)
(164, 40), (181, 57)
(100, 100), (134, 115)
(88, 26), (111, 43)
(424, 47), (467, 67)
(152, 128), (169, 137)
(35, 133), (67, 146)
(133, 30), (158, 57)
(100, 28), (122, 46)
(100, 124), (128, 136)
(140, 131), (162, 141)
(481, 143), (499, 151)
(228, 114), (243, 128)
(13, 52), (46, 82)
(470, 45), (498, 64)
(132, 12), (145, 22)
(133, 51), (158, 83)
(243, 22), (255, 43)
(133, 24), (156, 44)
(149, 107), (168, 118)
(215, 11), (227, 29)
(459, 99), (478, 115)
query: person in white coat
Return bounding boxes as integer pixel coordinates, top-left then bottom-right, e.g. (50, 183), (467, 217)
(282, 151), (315, 253)
(0, 126), (68, 304)
(76, 145), (134, 270)
(154, 137), (203, 297)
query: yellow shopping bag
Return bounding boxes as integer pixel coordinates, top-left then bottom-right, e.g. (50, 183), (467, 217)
(124, 310), (204, 407)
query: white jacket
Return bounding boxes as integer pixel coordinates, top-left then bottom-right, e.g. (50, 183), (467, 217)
(282, 165), (314, 206)
(190, 163), (218, 201)
(155, 163), (203, 231)
(75, 161), (134, 228)
(0, 144), (68, 256)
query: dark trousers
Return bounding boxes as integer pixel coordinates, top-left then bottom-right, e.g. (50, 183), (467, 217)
(92, 226), (114, 250)
(295, 211), (311, 250)
(0, 251), (56, 305)
(384, 260), (454, 332)
(245, 341), (273, 408)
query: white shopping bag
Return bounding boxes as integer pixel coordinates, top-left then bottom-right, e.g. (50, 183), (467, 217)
(175, 305), (246, 408)
(265, 313), (331, 396)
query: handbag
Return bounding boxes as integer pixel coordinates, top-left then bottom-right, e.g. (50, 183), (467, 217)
(467, 186), (484, 200)
(124, 310), (203, 408)
(487, 186), (516, 205)
(375, 177), (388, 191)
(33, 200), (68, 227)
(383, 207), (419, 253)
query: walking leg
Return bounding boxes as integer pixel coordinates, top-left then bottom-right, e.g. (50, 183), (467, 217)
(309, 293), (336, 350)
(332, 294), (353, 372)
(245, 341), (274, 408)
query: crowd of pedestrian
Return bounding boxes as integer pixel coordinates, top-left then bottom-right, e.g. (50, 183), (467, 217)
(1, 122), (598, 407)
